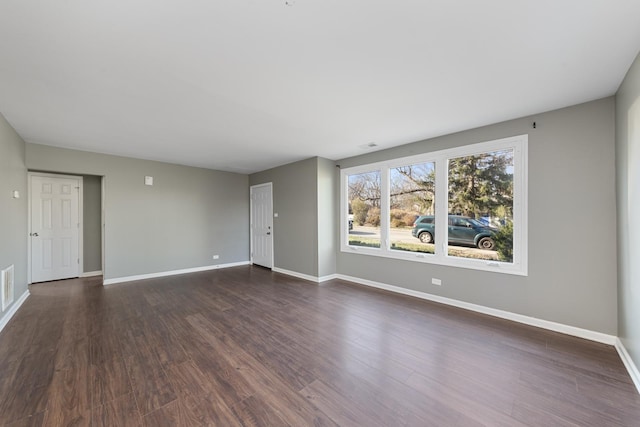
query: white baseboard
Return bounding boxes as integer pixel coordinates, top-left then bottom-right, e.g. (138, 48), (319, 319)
(267, 269), (618, 346)
(80, 270), (102, 278)
(271, 267), (340, 284)
(336, 274), (617, 345)
(0, 290), (30, 334)
(272, 267), (339, 283)
(615, 338), (640, 395)
(103, 261), (251, 285)
(319, 273), (340, 282)
(273, 268), (618, 345)
(272, 267), (321, 283)
(335, 271), (636, 395)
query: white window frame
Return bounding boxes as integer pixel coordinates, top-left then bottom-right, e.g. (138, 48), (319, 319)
(340, 134), (528, 276)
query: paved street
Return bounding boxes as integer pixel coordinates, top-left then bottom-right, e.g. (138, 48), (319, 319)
(350, 225), (415, 243)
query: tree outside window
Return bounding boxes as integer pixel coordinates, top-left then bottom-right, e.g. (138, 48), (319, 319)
(448, 150), (514, 261)
(348, 171), (381, 248)
(389, 162), (435, 254)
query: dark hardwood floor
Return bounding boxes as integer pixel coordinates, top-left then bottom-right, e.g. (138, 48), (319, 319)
(0, 266), (639, 426)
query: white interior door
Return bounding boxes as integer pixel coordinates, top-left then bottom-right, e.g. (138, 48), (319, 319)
(31, 175), (80, 282)
(250, 183), (273, 268)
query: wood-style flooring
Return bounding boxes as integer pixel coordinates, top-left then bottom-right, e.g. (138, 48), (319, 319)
(0, 266), (639, 426)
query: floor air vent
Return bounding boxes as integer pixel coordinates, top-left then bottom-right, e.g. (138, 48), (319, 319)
(1, 265), (14, 311)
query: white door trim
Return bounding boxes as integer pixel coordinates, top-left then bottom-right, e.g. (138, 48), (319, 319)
(101, 176), (106, 284)
(250, 182), (274, 269)
(28, 172), (84, 284)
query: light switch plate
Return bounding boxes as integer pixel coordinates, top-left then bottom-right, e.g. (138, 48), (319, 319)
(144, 176), (154, 186)
(12, 190), (20, 199)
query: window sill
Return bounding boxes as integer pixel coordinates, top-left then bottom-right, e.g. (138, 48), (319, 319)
(341, 244), (527, 276)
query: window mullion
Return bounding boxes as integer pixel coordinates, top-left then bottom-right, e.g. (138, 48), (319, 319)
(340, 170), (348, 248)
(434, 155), (449, 257)
(380, 167), (390, 251)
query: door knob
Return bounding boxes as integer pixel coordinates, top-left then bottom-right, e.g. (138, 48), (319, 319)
(30, 232), (39, 237)
(266, 232), (271, 235)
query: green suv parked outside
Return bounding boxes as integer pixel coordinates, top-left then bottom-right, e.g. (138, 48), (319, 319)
(411, 215), (497, 250)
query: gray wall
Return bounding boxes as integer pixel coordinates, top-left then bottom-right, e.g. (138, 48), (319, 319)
(0, 113), (28, 316)
(337, 97), (618, 335)
(616, 52), (640, 369)
(250, 157), (319, 276)
(26, 144), (249, 280)
(249, 156), (337, 278)
(317, 157), (337, 278)
(83, 175), (102, 273)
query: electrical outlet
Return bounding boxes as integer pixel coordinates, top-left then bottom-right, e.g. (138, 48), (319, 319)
(213, 255), (219, 260)
(431, 278), (442, 286)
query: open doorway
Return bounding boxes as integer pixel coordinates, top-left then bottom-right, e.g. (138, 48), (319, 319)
(28, 172), (103, 283)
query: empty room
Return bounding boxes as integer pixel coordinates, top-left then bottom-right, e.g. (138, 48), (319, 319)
(1, 1), (640, 426)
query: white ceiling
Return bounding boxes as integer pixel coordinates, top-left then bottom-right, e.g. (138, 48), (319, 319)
(1, 1), (639, 174)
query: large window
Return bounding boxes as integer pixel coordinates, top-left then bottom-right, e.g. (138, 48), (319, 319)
(348, 171), (381, 248)
(389, 162), (435, 254)
(447, 149), (514, 261)
(341, 135), (527, 275)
